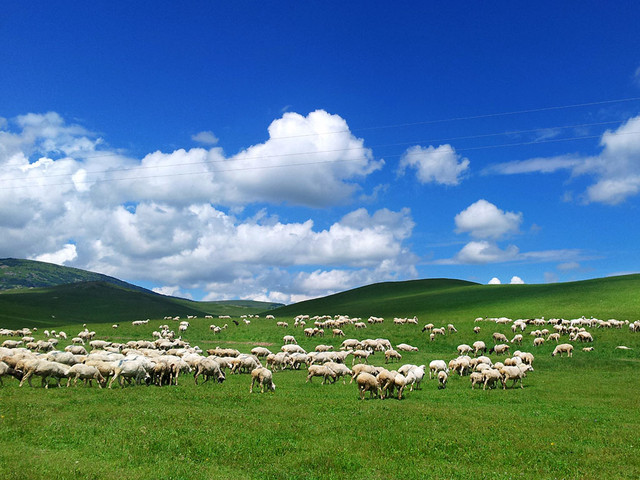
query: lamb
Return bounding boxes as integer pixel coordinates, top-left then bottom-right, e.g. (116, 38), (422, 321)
(437, 370), (448, 389)
(66, 364), (105, 388)
(429, 360), (448, 379)
(396, 343), (418, 352)
(582, 347), (594, 352)
(306, 364), (337, 384)
(283, 335), (297, 345)
(552, 344), (574, 357)
(250, 367), (275, 393)
(356, 372), (380, 400)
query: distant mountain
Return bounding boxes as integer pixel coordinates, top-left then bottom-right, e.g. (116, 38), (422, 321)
(0, 258), (152, 293)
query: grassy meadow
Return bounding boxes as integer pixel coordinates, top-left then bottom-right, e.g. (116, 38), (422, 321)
(1, 276), (640, 479)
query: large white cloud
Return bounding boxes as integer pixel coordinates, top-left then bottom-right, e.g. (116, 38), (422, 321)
(454, 199), (522, 239)
(398, 144), (469, 185)
(0, 111), (412, 302)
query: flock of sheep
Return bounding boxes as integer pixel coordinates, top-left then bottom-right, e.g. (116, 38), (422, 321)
(0, 313), (637, 399)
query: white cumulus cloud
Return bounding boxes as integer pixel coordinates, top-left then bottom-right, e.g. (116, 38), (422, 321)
(32, 243), (78, 266)
(455, 199), (522, 239)
(488, 277), (501, 285)
(509, 276), (524, 284)
(398, 144), (469, 185)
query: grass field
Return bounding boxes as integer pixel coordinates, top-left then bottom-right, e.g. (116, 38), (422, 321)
(1, 276), (640, 479)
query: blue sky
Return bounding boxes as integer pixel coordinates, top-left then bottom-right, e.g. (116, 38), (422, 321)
(1, 2), (640, 302)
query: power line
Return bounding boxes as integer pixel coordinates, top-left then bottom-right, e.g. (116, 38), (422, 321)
(1, 129), (639, 191)
(0, 119), (627, 182)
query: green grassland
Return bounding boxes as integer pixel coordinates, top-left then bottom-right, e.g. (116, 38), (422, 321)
(1, 276), (640, 479)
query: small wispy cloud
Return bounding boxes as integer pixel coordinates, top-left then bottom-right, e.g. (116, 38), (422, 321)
(191, 130), (219, 145)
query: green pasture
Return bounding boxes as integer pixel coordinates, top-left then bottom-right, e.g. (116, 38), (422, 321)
(1, 276), (640, 479)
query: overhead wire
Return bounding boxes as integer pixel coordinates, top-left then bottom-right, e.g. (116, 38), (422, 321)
(0, 96), (639, 189)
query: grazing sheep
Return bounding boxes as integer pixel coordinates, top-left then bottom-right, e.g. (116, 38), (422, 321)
(457, 344), (473, 355)
(510, 334), (523, 345)
(0, 361), (23, 385)
(393, 372), (408, 399)
(500, 364), (533, 389)
(283, 335), (297, 345)
(250, 367), (275, 393)
(66, 364), (105, 388)
(404, 364), (426, 391)
(428, 360), (448, 379)
(482, 368), (503, 390)
(194, 358), (226, 385)
(332, 328), (345, 337)
(533, 337), (545, 347)
(552, 344), (574, 357)
(582, 347), (594, 352)
(396, 343), (418, 352)
(384, 349), (402, 364)
(490, 344), (510, 355)
(473, 326), (481, 334)
(250, 347), (272, 358)
(437, 370), (448, 389)
(469, 371), (484, 389)
(20, 360), (70, 388)
(306, 365), (337, 384)
(493, 332), (508, 343)
(472, 341), (486, 356)
(356, 372), (380, 400)
(350, 364), (380, 383)
(447, 324), (458, 333)
(108, 360), (151, 388)
(351, 350), (371, 365)
(323, 362), (352, 384)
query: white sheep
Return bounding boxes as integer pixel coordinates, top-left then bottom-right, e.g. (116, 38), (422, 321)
(250, 367), (275, 393)
(283, 335), (297, 345)
(384, 349), (402, 364)
(306, 364), (337, 384)
(500, 364), (533, 389)
(396, 343), (418, 352)
(356, 372), (380, 400)
(19, 360), (70, 388)
(428, 360), (448, 379)
(552, 343), (574, 357)
(66, 364), (105, 388)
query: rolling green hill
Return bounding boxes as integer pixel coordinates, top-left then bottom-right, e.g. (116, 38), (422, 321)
(272, 274), (640, 321)
(0, 258), (150, 292)
(0, 281), (279, 328)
